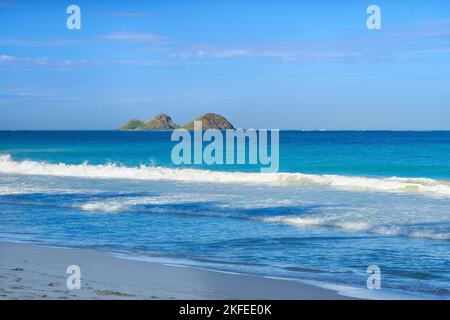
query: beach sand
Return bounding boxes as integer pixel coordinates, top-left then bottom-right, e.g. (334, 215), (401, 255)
(0, 242), (350, 300)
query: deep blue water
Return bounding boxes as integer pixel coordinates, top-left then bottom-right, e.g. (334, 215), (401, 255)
(0, 131), (449, 299)
(1, 130), (450, 178)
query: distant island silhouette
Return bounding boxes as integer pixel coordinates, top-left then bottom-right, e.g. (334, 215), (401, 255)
(119, 113), (234, 131)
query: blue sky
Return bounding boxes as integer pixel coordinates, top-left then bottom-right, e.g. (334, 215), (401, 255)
(1, 0), (449, 130)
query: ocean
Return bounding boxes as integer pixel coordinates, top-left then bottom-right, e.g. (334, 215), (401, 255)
(0, 130), (449, 299)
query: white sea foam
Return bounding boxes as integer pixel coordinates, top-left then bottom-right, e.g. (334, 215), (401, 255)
(406, 231), (450, 241)
(0, 184), (70, 196)
(0, 186), (29, 195)
(216, 198), (297, 209)
(262, 216), (371, 231)
(78, 193), (216, 213)
(1, 154), (450, 197)
(80, 202), (125, 212)
(261, 216), (450, 240)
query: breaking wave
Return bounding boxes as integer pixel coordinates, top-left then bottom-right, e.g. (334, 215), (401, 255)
(1, 154), (450, 197)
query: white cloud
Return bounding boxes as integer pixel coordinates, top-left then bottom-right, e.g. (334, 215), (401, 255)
(0, 55), (91, 69)
(100, 32), (164, 42)
(0, 54), (16, 63)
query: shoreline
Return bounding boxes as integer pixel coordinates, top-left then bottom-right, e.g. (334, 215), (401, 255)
(0, 241), (355, 300)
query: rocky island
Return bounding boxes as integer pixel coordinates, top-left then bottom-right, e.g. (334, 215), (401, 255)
(119, 113), (234, 130)
(119, 113), (179, 130)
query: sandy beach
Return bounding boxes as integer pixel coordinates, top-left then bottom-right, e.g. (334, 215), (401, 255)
(0, 242), (352, 300)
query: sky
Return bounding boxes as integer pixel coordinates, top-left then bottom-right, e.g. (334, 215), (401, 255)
(0, 0), (449, 130)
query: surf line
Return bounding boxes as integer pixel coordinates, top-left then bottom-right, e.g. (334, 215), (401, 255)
(171, 121), (279, 173)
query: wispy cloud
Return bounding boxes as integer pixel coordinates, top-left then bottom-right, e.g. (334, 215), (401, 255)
(0, 55), (48, 67)
(102, 11), (144, 17)
(192, 47), (302, 61)
(0, 32), (165, 47)
(0, 54), (91, 69)
(2, 19), (449, 70)
(0, 92), (56, 98)
(0, 38), (84, 47)
(0, 54), (16, 63)
(171, 43), (369, 63)
(169, 19), (450, 63)
(0, 89), (86, 103)
(384, 19), (450, 40)
(100, 32), (165, 42)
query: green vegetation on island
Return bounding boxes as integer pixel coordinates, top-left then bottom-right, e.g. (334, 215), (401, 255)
(119, 119), (145, 130)
(119, 113), (234, 131)
(182, 113), (234, 130)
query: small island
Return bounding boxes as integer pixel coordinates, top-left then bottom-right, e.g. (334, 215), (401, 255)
(119, 113), (234, 131)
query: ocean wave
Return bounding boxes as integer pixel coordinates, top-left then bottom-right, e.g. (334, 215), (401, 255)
(1, 154), (450, 197)
(0, 184), (71, 196)
(78, 194), (215, 213)
(261, 216), (450, 241)
(0, 186), (32, 195)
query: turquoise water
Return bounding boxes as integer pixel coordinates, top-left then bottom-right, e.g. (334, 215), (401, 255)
(0, 131), (449, 299)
